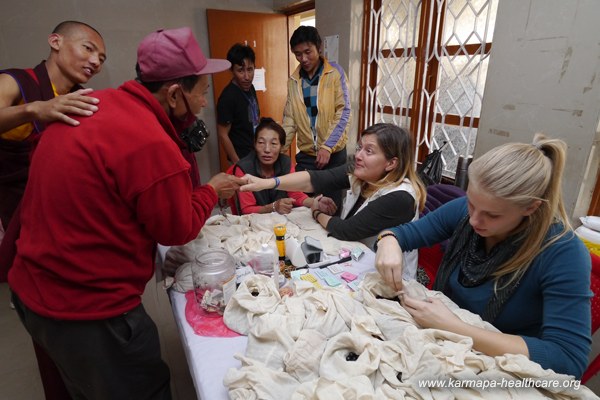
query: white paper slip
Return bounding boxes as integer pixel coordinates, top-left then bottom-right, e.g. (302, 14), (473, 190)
(327, 264), (344, 274)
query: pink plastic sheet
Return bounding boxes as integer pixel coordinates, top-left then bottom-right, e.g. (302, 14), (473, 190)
(184, 290), (240, 337)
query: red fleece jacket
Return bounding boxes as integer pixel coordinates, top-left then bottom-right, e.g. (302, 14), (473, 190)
(8, 80), (217, 320)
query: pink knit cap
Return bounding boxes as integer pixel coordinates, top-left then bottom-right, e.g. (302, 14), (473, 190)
(137, 27), (230, 82)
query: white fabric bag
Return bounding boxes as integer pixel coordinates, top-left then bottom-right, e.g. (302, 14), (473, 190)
(319, 332), (380, 382)
(284, 329), (328, 383)
(245, 313), (296, 370)
(224, 354), (301, 400)
(223, 274), (281, 335)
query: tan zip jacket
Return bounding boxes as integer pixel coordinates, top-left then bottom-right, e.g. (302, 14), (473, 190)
(282, 58), (352, 156)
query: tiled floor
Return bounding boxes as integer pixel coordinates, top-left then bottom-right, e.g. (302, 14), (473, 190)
(0, 281), (197, 400)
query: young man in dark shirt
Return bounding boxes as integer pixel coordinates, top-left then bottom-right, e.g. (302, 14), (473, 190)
(217, 43), (260, 163)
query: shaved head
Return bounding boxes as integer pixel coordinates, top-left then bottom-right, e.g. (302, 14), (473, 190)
(46, 20), (106, 88)
(52, 21), (102, 39)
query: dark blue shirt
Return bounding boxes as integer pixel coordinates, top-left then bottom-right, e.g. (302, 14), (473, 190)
(389, 197), (592, 378)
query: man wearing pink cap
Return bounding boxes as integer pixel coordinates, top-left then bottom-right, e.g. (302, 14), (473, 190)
(8, 27), (244, 399)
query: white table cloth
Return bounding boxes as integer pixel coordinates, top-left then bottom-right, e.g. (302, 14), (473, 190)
(169, 289), (246, 400)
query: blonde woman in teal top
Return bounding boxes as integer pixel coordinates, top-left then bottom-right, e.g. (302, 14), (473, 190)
(375, 134), (592, 378)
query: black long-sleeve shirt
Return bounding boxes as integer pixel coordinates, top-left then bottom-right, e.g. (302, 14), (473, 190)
(307, 164), (416, 242)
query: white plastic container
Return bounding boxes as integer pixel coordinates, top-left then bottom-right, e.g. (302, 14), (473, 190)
(252, 244), (280, 287)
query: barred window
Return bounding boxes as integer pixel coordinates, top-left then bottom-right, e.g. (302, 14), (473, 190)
(360, 0), (498, 177)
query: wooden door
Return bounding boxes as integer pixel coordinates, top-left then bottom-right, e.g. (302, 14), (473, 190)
(590, 170), (600, 216)
(207, 9), (289, 173)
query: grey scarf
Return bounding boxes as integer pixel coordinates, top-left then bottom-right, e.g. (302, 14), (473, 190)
(433, 216), (525, 322)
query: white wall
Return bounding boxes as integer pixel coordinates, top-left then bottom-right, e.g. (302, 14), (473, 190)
(0, 0), (276, 184)
(315, 0), (363, 152)
(476, 0), (600, 217)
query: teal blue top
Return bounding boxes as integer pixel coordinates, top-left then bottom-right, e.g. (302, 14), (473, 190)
(389, 197), (592, 378)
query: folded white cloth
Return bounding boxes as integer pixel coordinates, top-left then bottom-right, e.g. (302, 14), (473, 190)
(223, 274), (281, 335)
(284, 329), (328, 383)
(172, 262), (195, 292)
(224, 354), (300, 399)
(163, 209), (370, 286)
(302, 289), (351, 339)
(291, 376), (377, 400)
(319, 332), (381, 382)
(245, 313), (296, 370)
(223, 262), (593, 399)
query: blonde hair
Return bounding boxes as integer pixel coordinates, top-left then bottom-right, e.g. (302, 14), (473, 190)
(353, 123), (426, 212)
(468, 133), (570, 283)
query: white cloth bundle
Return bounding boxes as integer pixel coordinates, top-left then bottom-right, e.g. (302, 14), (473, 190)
(329, 291), (371, 327)
(359, 276), (417, 329)
(171, 262), (195, 292)
(291, 376), (377, 400)
(361, 273), (498, 332)
(374, 325), (438, 386)
(419, 328), (480, 374)
(245, 313), (296, 370)
(163, 236), (207, 275)
(497, 354), (590, 398)
(302, 289), (351, 339)
(319, 332), (381, 382)
(283, 329), (328, 383)
(223, 274), (281, 335)
(350, 314), (384, 340)
(223, 268), (597, 399)
(224, 354), (300, 399)
(165, 209), (369, 286)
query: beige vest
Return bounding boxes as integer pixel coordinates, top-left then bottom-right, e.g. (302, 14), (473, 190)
(341, 177), (419, 280)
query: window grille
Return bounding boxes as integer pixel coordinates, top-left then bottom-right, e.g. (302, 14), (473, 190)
(360, 0), (498, 177)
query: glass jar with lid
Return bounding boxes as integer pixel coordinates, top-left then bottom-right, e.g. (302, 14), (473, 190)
(193, 248), (236, 314)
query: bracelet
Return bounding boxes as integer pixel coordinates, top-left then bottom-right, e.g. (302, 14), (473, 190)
(272, 201), (277, 212)
(273, 176), (280, 189)
(374, 232), (397, 250)
(312, 209), (322, 220)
